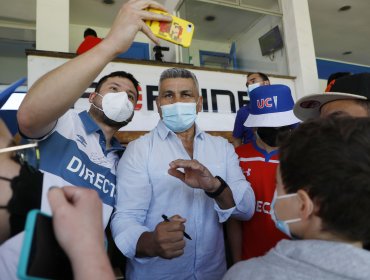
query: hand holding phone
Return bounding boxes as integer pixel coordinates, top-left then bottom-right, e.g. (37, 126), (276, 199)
(18, 210), (73, 280)
(18, 187), (114, 280)
(146, 9), (195, 48)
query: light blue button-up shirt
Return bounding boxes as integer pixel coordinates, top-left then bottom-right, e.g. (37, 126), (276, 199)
(111, 120), (255, 280)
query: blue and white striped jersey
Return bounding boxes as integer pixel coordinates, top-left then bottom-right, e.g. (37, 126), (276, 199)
(38, 110), (124, 227)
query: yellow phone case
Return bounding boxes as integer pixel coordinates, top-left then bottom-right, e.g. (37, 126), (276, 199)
(146, 9), (194, 48)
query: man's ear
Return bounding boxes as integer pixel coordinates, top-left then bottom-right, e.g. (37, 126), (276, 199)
(156, 96), (162, 118)
(297, 189), (314, 220)
(89, 92), (98, 103)
(196, 96), (203, 113)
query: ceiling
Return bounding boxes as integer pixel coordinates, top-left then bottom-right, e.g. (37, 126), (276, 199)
(0, 0), (369, 65)
(182, 0), (263, 42)
(308, 0), (370, 65)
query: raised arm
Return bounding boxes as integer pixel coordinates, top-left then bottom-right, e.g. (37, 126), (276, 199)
(18, 0), (171, 138)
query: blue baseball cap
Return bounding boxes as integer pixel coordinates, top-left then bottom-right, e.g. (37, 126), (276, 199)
(244, 84), (301, 127)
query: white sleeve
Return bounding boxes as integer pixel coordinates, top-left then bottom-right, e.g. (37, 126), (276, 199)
(214, 141), (255, 222)
(110, 136), (152, 259)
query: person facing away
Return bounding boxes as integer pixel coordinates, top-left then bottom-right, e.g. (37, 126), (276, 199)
(294, 72), (370, 252)
(224, 117), (370, 280)
(76, 28), (103, 55)
(0, 1), (172, 279)
(111, 68), (255, 280)
(232, 72), (270, 147)
(227, 84), (301, 263)
(294, 72), (370, 121)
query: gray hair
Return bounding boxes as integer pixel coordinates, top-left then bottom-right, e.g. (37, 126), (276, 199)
(159, 68), (199, 91)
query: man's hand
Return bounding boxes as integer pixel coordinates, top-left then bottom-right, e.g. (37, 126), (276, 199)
(152, 215), (186, 259)
(137, 215), (186, 259)
(168, 159), (221, 193)
(48, 187), (105, 261)
(17, 0), (172, 139)
(104, 0), (172, 55)
(48, 187), (115, 280)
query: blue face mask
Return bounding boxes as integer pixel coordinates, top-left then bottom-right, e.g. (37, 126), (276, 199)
(161, 102), (197, 132)
(270, 191), (301, 238)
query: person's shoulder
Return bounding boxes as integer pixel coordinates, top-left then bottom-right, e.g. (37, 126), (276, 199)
(57, 110), (85, 128)
(236, 105), (250, 115)
(203, 132), (230, 145)
(235, 141), (254, 155)
(125, 128), (156, 150)
(223, 257), (269, 280)
(59, 109), (78, 120)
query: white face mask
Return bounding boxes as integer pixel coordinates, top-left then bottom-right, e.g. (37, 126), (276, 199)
(247, 82), (262, 93)
(92, 92), (134, 123)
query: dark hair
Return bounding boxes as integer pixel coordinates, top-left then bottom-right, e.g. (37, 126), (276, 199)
(279, 117), (370, 243)
(247, 72), (270, 82)
(84, 28), (98, 38)
(95, 71), (140, 96)
(327, 72), (351, 85)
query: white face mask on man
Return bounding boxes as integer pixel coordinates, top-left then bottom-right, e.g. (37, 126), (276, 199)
(247, 82), (262, 93)
(92, 91), (134, 123)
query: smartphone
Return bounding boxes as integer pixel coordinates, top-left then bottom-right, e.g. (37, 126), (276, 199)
(18, 210), (73, 280)
(146, 9), (194, 48)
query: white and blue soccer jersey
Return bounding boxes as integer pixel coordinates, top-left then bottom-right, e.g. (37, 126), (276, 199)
(38, 110), (124, 227)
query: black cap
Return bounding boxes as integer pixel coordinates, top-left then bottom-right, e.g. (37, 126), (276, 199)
(294, 73), (370, 121)
(329, 73), (370, 98)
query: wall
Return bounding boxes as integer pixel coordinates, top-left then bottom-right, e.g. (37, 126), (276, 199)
(0, 56), (27, 84)
(316, 58), (370, 93)
(28, 53), (296, 131)
(187, 38), (231, 67)
(234, 13), (288, 75)
(69, 23), (177, 62)
(0, 40), (32, 84)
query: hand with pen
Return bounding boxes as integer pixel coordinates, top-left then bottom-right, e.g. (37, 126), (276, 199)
(151, 214), (187, 259)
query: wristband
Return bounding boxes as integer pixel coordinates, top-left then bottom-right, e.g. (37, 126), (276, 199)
(205, 176), (228, 198)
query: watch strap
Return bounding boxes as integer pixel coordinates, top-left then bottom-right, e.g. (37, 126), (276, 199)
(205, 176), (228, 198)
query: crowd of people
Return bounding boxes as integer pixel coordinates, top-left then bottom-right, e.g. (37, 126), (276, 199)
(1, 0), (370, 279)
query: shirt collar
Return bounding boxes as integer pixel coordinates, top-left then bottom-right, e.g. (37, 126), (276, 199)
(79, 111), (100, 134)
(79, 111), (125, 153)
(252, 138), (279, 161)
(157, 120), (205, 141)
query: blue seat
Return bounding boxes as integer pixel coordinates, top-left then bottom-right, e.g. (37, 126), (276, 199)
(199, 42), (237, 69)
(0, 77), (27, 135)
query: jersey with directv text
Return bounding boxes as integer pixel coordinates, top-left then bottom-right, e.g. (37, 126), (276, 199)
(38, 110), (124, 227)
